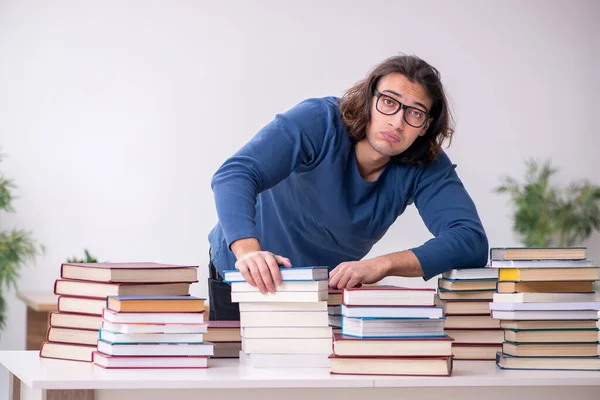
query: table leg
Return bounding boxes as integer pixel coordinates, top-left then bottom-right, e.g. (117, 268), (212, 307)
(46, 390), (94, 400)
(8, 372), (20, 400)
(25, 308), (50, 351)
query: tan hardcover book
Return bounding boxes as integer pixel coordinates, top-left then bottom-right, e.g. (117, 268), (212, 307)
(490, 247), (586, 260)
(500, 320), (600, 330)
(204, 320), (241, 342)
(444, 315), (500, 329)
(328, 289), (343, 306)
(60, 262), (199, 283)
(452, 343), (501, 360)
(444, 329), (504, 344)
(54, 279), (190, 298)
(503, 342), (600, 357)
(39, 342), (96, 362)
(497, 281), (594, 293)
(441, 300), (491, 315)
(46, 326), (99, 346)
(504, 329), (599, 343)
(58, 296), (105, 315)
(50, 312), (102, 330)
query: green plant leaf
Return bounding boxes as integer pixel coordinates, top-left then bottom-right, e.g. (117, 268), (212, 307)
(67, 249), (98, 263)
(495, 158), (600, 248)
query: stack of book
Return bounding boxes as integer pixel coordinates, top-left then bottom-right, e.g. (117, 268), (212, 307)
(329, 286), (453, 376)
(39, 262), (199, 362)
(437, 268), (503, 360)
(92, 295), (213, 368)
(204, 320), (242, 358)
(328, 288), (342, 333)
(489, 247), (600, 371)
(226, 266), (333, 368)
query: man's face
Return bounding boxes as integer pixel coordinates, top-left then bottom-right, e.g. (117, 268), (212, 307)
(365, 73), (433, 158)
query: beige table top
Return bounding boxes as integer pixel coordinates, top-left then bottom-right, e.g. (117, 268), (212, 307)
(17, 292), (58, 312)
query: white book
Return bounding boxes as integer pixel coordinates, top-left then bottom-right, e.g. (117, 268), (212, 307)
(328, 315), (342, 328)
(342, 317), (445, 337)
(489, 301), (600, 311)
(492, 292), (597, 304)
(241, 337), (332, 354)
(491, 310), (599, 320)
(101, 308), (205, 324)
(442, 268), (498, 280)
(101, 320), (208, 334)
(343, 286), (435, 306)
(99, 329), (205, 344)
(232, 290), (328, 303)
(341, 305), (443, 319)
(240, 310), (329, 327)
(224, 266), (329, 282)
(93, 352), (208, 369)
(241, 326), (332, 339)
(97, 340), (214, 356)
(231, 280), (328, 292)
(490, 259), (596, 268)
(328, 305), (341, 315)
(239, 301), (327, 312)
(239, 351), (330, 368)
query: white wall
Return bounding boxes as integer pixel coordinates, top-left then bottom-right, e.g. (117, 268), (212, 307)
(0, 0), (598, 395)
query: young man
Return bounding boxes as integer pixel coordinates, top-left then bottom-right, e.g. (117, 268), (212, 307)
(207, 54), (488, 320)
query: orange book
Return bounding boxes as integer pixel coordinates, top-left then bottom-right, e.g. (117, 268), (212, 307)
(106, 296), (205, 313)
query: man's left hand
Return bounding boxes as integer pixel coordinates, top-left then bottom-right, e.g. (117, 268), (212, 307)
(328, 259), (389, 289)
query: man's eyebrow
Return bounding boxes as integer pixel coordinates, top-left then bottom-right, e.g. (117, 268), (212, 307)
(381, 89), (429, 113)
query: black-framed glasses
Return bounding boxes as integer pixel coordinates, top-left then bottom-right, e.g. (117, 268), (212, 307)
(373, 90), (431, 128)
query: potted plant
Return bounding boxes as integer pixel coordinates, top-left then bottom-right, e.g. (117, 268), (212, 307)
(494, 159), (600, 247)
(66, 249), (99, 264)
(495, 159), (600, 295)
(0, 153), (44, 334)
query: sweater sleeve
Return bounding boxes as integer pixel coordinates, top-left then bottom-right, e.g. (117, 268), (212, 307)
(409, 151), (489, 280)
(210, 98), (334, 249)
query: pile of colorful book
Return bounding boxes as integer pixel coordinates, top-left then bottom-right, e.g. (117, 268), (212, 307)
(227, 266), (333, 368)
(92, 295), (212, 368)
(39, 262), (200, 363)
(204, 320), (242, 358)
(330, 285), (453, 376)
(489, 247), (600, 371)
(437, 268), (503, 360)
(328, 288), (342, 333)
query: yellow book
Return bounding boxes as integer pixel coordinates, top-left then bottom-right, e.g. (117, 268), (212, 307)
(499, 268), (599, 282)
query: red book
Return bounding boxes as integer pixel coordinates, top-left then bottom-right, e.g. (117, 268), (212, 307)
(329, 354), (453, 376)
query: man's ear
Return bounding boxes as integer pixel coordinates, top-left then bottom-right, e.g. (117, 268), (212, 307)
(419, 119), (433, 136)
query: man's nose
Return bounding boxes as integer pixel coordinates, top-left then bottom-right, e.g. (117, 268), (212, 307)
(389, 108), (406, 129)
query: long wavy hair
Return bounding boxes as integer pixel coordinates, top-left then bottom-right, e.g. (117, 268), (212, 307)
(339, 54), (454, 166)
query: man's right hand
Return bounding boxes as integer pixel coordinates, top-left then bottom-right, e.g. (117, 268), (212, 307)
(230, 238), (292, 294)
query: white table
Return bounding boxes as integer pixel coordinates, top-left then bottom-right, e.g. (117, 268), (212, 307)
(2, 351), (600, 400)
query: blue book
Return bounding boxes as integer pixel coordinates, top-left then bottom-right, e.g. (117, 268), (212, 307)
(223, 266), (329, 282)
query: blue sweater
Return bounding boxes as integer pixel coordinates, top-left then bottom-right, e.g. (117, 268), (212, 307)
(208, 97), (488, 281)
